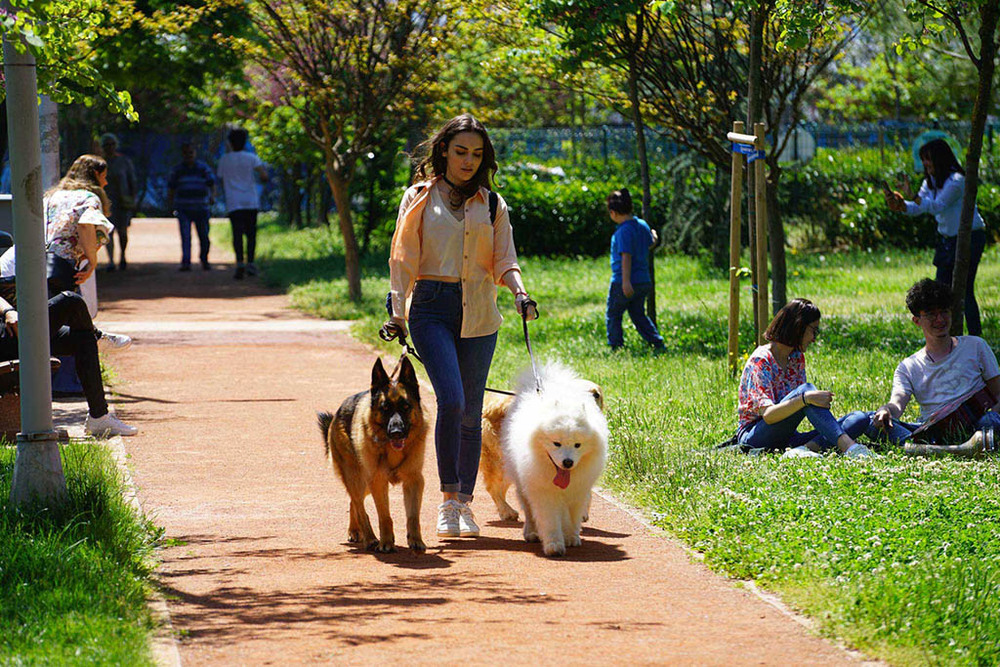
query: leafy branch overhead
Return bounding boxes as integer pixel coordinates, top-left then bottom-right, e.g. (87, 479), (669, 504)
(1, 0), (138, 120)
(234, 0), (462, 301)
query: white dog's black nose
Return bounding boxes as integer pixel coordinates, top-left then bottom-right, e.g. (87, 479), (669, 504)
(562, 459), (574, 469)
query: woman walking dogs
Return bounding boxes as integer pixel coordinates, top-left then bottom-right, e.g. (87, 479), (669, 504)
(387, 114), (537, 539)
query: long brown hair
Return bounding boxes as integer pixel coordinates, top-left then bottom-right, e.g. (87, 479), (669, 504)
(48, 154), (112, 215)
(412, 114), (498, 207)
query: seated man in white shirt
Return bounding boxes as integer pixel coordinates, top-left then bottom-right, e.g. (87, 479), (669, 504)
(871, 278), (1000, 455)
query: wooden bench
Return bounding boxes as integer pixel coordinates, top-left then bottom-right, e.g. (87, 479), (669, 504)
(0, 358), (62, 443)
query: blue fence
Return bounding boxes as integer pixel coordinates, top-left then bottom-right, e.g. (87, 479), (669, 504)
(492, 119), (993, 164)
(3, 119), (994, 216)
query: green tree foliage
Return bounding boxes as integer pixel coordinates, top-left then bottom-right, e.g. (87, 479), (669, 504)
(432, 3), (610, 128)
(89, 0), (251, 129)
(813, 0), (981, 120)
(239, 0), (460, 301)
(1, 0), (137, 120)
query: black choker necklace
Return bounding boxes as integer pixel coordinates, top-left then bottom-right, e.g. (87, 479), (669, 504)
(442, 175), (465, 209)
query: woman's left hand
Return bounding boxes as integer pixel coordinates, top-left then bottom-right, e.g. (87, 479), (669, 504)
(515, 293), (538, 321)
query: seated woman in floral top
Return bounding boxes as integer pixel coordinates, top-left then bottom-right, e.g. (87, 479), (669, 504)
(737, 298), (874, 458)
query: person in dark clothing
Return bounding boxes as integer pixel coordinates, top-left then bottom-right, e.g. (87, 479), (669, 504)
(168, 142), (216, 271)
(0, 291), (136, 436)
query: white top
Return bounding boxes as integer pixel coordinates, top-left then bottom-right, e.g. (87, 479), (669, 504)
(216, 150), (264, 213)
(417, 185), (464, 279)
(904, 172), (984, 236)
(893, 336), (1000, 421)
(0, 247), (13, 278)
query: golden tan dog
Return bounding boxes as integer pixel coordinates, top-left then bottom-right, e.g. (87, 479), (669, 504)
(319, 356), (427, 553)
(479, 378), (603, 522)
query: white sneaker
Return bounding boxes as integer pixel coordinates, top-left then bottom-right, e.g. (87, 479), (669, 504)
(781, 445), (822, 459)
(457, 501), (480, 537)
(99, 331), (132, 350)
(85, 412), (138, 437)
(437, 500), (461, 537)
(845, 443), (876, 458)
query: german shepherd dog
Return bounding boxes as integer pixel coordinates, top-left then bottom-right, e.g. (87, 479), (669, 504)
(318, 356), (427, 553)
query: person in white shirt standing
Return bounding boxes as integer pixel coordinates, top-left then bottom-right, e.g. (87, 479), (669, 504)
(885, 138), (987, 335)
(216, 128), (269, 279)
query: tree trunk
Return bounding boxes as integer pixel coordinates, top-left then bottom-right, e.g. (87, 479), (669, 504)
(766, 159), (787, 311)
(746, 7), (765, 334)
(626, 14), (656, 325)
(324, 166), (362, 302)
(318, 173), (331, 227)
(951, 0), (999, 334)
(712, 164), (731, 269)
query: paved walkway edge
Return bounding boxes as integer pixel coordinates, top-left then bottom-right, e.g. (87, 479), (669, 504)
(108, 437), (183, 667)
(594, 486), (877, 664)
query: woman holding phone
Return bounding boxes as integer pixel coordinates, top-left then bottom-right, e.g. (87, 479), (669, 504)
(884, 139), (986, 335)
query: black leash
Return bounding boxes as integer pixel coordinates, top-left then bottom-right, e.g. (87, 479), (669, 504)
(379, 297), (539, 397)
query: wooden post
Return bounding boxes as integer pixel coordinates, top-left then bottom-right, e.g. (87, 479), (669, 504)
(753, 122), (769, 345)
(727, 122), (744, 374)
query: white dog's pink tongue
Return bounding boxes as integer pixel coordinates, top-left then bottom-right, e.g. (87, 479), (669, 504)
(553, 467), (571, 489)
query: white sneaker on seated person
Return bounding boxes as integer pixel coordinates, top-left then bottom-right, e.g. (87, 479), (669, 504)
(85, 412), (138, 437)
(99, 331), (132, 350)
(781, 445), (822, 459)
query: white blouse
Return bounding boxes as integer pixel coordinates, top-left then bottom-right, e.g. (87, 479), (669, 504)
(417, 184), (464, 279)
(905, 172), (984, 236)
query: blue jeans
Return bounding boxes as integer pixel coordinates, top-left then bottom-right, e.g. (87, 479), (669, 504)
(177, 208), (211, 266)
(606, 282), (664, 349)
(934, 229), (986, 336)
(739, 383), (871, 451)
(866, 410), (1000, 446)
(408, 280), (497, 502)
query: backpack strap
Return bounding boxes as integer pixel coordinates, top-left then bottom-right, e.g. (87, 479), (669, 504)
(489, 190), (498, 225)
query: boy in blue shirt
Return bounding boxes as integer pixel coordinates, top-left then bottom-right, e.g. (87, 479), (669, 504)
(606, 188), (665, 352)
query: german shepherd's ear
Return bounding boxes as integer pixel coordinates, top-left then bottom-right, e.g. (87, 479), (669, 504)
(371, 357), (390, 395)
(397, 356), (420, 396)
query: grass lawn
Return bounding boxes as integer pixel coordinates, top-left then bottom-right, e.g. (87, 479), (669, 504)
(0, 442), (160, 664)
(257, 215), (1000, 665)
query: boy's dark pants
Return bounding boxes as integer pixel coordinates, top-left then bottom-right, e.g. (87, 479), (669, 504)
(606, 281), (664, 349)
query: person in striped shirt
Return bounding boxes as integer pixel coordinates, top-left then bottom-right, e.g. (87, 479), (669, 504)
(167, 142), (216, 271)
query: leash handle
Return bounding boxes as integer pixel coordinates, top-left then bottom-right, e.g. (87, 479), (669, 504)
(520, 298), (542, 393)
(379, 320), (422, 363)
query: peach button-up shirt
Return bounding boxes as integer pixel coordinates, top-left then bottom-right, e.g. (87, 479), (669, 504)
(389, 179), (521, 338)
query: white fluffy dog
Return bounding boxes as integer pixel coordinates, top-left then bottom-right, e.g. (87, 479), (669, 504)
(502, 362), (609, 557)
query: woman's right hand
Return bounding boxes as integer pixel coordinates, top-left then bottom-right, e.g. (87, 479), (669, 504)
(390, 316), (408, 338)
(883, 190), (905, 212)
(803, 390), (833, 409)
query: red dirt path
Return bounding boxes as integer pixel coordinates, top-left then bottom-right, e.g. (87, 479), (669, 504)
(94, 218), (863, 665)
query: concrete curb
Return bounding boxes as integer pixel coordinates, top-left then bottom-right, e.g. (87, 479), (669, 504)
(54, 400), (182, 667)
(107, 436), (183, 667)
